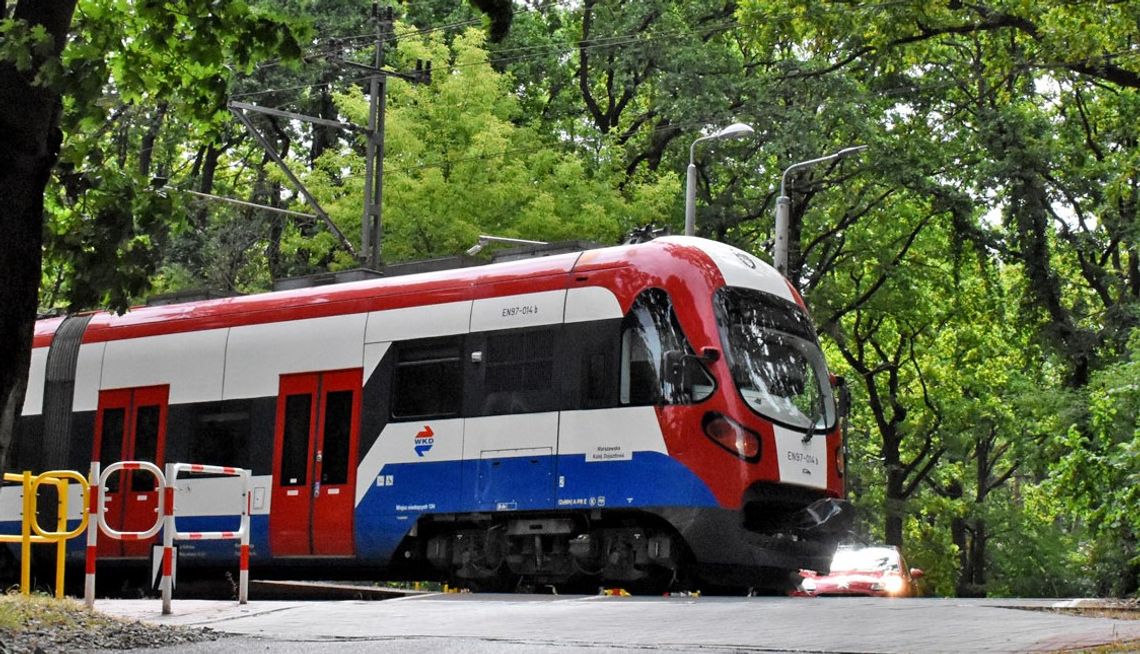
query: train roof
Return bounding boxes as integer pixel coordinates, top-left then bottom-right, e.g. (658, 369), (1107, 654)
(33, 237), (797, 347)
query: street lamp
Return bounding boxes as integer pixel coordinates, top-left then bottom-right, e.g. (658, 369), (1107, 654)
(685, 122), (755, 237)
(774, 145), (867, 275)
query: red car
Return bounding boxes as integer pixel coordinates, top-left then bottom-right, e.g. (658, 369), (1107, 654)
(797, 546), (923, 597)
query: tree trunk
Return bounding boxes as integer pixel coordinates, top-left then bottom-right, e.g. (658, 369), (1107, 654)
(309, 81), (337, 164)
(138, 102), (169, 178)
(883, 425), (905, 548)
(190, 143), (222, 229)
(970, 520), (987, 589)
(953, 517), (988, 597)
(0, 0), (80, 472)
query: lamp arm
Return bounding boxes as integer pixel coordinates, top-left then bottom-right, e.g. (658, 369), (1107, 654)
(780, 152), (840, 197)
(690, 134), (714, 165)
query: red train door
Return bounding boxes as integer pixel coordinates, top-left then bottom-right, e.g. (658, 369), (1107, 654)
(270, 369), (361, 557)
(92, 385), (168, 558)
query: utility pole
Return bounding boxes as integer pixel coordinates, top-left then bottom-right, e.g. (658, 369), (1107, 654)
(226, 5), (429, 269)
(361, 3), (392, 270)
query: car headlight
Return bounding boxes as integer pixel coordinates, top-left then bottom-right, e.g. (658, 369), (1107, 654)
(881, 575), (905, 594)
(800, 577), (817, 592)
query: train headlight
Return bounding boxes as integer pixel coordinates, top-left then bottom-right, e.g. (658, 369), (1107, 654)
(702, 413), (761, 462)
(800, 577), (817, 593)
(835, 445), (845, 477)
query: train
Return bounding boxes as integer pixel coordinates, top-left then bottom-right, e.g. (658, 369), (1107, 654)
(3, 236), (851, 593)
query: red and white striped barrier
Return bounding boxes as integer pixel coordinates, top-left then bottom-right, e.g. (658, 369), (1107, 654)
(161, 463), (251, 614)
(84, 460), (165, 609)
(82, 460), (252, 615)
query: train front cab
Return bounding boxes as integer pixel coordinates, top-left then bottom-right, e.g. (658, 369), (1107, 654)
(592, 238), (851, 590)
(407, 237), (851, 592)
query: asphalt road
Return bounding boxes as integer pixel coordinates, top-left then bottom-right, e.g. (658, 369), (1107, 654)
(96, 594), (1140, 654)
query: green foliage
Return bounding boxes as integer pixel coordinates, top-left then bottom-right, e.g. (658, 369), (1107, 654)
(0, 19), (58, 82)
(284, 25), (676, 265)
(732, 0), (1140, 597)
(1047, 330), (1140, 595)
(65, 0), (308, 134)
(985, 484), (1094, 598)
(34, 0), (310, 311)
(42, 170), (185, 312)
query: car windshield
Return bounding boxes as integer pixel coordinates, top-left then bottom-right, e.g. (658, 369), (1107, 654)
(830, 548), (901, 573)
(714, 287), (835, 431)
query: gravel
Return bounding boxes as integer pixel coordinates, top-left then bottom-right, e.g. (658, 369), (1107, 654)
(0, 594), (220, 653)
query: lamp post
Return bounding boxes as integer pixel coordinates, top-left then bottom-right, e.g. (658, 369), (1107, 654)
(774, 145), (867, 276)
(685, 122), (755, 237)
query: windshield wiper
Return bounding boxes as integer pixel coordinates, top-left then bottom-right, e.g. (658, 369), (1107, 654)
(802, 402), (824, 444)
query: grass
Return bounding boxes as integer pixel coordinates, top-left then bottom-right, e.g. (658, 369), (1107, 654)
(0, 591), (102, 631)
(0, 590), (217, 653)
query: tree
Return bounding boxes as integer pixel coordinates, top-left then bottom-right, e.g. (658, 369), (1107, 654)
(734, 0), (1140, 595)
(1048, 331), (1140, 596)
(0, 0), (80, 474)
(0, 0), (304, 471)
(285, 25), (680, 265)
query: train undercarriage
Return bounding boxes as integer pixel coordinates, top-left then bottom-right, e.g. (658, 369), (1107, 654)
(408, 504), (844, 595)
(404, 486), (853, 594)
(417, 511), (684, 593)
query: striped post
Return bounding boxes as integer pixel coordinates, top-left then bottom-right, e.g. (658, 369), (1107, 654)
(239, 470), (250, 604)
(161, 463), (175, 615)
(85, 462), (100, 607)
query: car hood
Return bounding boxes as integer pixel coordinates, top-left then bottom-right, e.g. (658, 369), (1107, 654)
(810, 572), (884, 592)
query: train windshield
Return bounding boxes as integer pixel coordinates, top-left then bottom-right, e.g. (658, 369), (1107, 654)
(714, 287), (835, 432)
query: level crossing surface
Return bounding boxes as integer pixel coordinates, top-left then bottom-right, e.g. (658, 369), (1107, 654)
(95, 594), (1140, 654)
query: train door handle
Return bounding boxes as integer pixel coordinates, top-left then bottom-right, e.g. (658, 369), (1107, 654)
(313, 482), (321, 498)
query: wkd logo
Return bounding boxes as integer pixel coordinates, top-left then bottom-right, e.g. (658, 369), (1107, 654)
(414, 425), (434, 457)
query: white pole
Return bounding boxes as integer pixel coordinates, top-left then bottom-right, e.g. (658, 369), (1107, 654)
(684, 123), (754, 238)
(684, 161), (698, 237)
(239, 470), (250, 605)
(84, 461), (100, 608)
(774, 145), (867, 278)
(161, 463), (175, 615)
(774, 195), (791, 275)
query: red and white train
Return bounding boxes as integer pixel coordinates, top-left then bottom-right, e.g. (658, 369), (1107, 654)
(5, 236), (850, 592)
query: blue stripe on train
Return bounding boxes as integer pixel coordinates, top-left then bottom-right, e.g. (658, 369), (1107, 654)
(354, 451), (718, 560)
(3, 451), (716, 567)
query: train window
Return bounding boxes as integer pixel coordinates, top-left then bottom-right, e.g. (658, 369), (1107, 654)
(99, 408), (126, 492)
(191, 405), (250, 471)
(620, 289), (714, 406)
(321, 390), (353, 485)
(280, 394), (311, 486)
(715, 287), (835, 432)
(476, 328), (557, 415)
(586, 353), (608, 402)
(392, 339), (462, 419)
(492, 330), (552, 392)
(131, 405), (162, 490)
